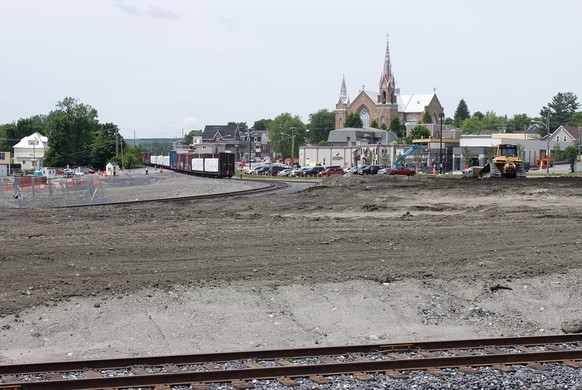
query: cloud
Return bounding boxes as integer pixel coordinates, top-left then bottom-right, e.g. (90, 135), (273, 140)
(112, 0), (141, 16)
(147, 6), (179, 20)
(112, 1), (178, 21)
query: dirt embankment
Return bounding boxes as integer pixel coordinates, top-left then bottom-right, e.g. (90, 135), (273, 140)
(0, 175), (581, 363)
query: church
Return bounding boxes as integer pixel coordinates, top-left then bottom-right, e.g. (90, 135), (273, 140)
(334, 38), (444, 133)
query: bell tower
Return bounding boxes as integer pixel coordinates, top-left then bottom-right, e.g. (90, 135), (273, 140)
(378, 36), (396, 105)
(335, 75), (350, 129)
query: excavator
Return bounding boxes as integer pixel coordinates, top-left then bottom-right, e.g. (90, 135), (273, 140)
(478, 144), (526, 179)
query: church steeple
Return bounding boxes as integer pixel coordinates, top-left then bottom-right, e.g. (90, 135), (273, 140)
(339, 74), (348, 103)
(378, 35), (396, 105)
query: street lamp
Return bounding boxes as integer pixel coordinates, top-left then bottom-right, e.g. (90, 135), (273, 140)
(438, 112), (445, 173)
(28, 138), (39, 172)
(532, 113), (551, 176)
(280, 127), (296, 167)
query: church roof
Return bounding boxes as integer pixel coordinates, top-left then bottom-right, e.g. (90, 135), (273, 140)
(398, 93), (436, 113)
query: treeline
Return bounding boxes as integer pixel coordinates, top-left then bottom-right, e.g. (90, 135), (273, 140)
(0, 97), (142, 169)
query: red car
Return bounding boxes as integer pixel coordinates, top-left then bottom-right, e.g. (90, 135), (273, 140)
(317, 167), (345, 177)
(388, 167), (416, 176)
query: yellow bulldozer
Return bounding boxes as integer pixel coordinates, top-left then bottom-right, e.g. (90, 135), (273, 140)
(479, 144), (526, 178)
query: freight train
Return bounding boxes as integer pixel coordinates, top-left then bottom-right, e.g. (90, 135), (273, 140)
(141, 149), (235, 178)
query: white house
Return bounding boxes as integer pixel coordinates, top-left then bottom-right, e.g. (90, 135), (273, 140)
(105, 162), (120, 176)
(13, 132), (48, 171)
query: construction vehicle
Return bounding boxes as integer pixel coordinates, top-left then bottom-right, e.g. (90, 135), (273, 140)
(479, 144), (526, 178)
(394, 144), (421, 168)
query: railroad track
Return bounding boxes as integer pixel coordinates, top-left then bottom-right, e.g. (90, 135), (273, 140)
(66, 179), (289, 208)
(1, 334), (580, 389)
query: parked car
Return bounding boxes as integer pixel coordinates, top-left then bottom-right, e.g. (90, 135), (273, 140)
(317, 166), (345, 177)
(355, 165), (369, 175)
(378, 167), (391, 175)
(267, 165), (287, 175)
(361, 165), (380, 175)
(277, 168), (294, 177)
(388, 167), (416, 176)
(253, 166), (271, 175)
(291, 167), (310, 177)
(344, 166), (358, 174)
(302, 166), (326, 177)
(245, 167), (261, 175)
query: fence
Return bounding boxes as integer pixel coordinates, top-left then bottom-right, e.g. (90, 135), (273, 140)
(0, 176), (108, 209)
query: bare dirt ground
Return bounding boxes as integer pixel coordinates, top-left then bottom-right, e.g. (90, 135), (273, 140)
(1, 174), (581, 363)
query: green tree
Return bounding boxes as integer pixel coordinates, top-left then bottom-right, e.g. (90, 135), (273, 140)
(454, 99), (470, 128)
(252, 119), (272, 131)
(267, 113), (306, 160)
(473, 111), (484, 120)
(370, 119), (379, 128)
(44, 97), (99, 167)
(410, 125), (430, 139)
(0, 116), (48, 149)
(389, 117), (406, 138)
(307, 109), (335, 144)
(345, 112), (363, 128)
(461, 146), (474, 167)
(183, 130), (202, 145)
(481, 111), (503, 131)
(562, 144), (579, 172)
(540, 92), (580, 131)
(422, 110), (432, 124)
(380, 150), (389, 166)
(568, 112), (582, 126)
(507, 114), (531, 132)
(227, 122), (248, 131)
(461, 116), (485, 134)
(90, 124), (118, 169)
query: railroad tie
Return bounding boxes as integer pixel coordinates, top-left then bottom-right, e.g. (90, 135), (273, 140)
(309, 374), (332, 384)
(230, 379), (252, 389)
(0, 375), (18, 384)
(83, 370), (103, 378)
(514, 345), (533, 353)
(383, 370), (409, 379)
(276, 359), (295, 366)
(190, 382), (210, 390)
(527, 362), (550, 371)
(319, 357), (338, 364)
(276, 376), (298, 387)
(491, 364), (515, 372)
(458, 365), (481, 374)
(154, 385), (172, 390)
(449, 349), (470, 356)
(243, 361), (264, 369)
(417, 351), (437, 358)
(163, 364), (178, 372)
(563, 360), (582, 368)
(426, 368), (448, 377)
(352, 372), (374, 381)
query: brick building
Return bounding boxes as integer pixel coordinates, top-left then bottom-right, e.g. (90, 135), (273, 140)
(335, 38), (444, 134)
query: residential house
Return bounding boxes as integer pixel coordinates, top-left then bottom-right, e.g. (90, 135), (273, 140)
(13, 132), (48, 171)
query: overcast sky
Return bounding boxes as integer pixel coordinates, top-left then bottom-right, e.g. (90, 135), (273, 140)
(1, 0), (581, 139)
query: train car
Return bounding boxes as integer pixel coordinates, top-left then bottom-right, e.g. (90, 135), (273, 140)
(169, 150), (178, 170)
(143, 151), (234, 178)
(191, 152), (234, 178)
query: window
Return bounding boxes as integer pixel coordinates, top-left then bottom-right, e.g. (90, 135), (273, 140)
(564, 136), (567, 142)
(0, 152), (4, 160)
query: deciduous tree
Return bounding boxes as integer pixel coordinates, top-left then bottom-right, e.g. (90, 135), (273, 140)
(307, 109), (335, 144)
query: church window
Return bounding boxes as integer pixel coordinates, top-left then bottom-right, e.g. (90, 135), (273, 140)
(360, 108), (370, 128)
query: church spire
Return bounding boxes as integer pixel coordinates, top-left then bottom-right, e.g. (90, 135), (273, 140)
(338, 74), (348, 104)
(382, 34), (393, 85)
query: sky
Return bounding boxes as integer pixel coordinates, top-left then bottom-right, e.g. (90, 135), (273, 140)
(1, 0), (581, 139)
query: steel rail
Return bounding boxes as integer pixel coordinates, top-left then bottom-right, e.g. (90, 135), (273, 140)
(62, 179), (288, 208)
(2, 349), (581, 389)
(1, 334), (580, 376)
